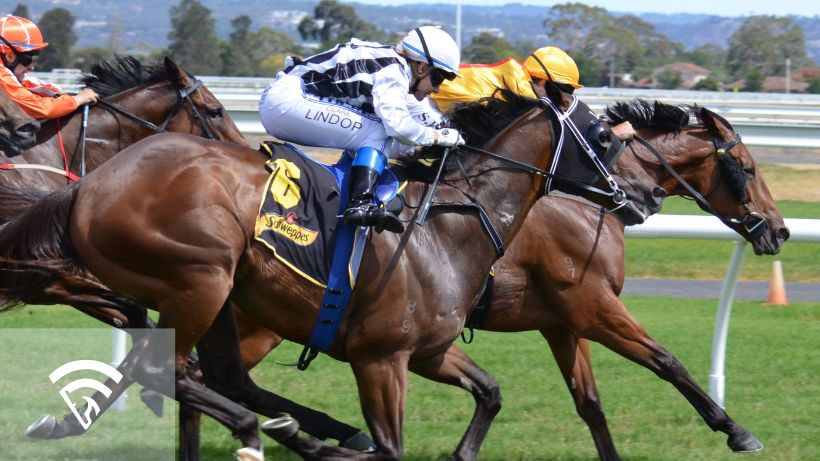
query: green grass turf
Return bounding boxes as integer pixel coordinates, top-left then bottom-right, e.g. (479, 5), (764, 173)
(1, 299), (817, 460)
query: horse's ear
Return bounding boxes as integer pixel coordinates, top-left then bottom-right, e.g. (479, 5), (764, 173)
(163, 57), (191, 88)
(701, 107), (731, 138)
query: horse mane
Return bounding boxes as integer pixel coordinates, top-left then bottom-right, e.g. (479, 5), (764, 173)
(402, 88), (542, 182)
(80, 55), (171, 97)
(605, 99), (690, 133)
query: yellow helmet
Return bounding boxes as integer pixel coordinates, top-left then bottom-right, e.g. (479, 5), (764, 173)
(523, 46), (583, 89)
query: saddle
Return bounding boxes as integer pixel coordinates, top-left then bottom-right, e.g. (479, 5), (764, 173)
(254, 141), (403, 369)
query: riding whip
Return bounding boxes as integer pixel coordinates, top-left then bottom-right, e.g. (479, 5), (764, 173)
(415, 147), (450, 224)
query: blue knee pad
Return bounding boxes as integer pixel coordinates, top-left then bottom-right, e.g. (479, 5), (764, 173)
(351, 147), (387, 175)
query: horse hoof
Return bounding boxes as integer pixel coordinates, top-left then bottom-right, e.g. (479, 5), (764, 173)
(728, 431), (764, 453)
(341, 431), (377, 453)
(139, 388), (164, 418)
(25, 414), (57, 439)
(235, 447), (264, 461)
(261, 414), (300, 442)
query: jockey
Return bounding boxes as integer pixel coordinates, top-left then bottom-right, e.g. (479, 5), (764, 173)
(0, 15), (98, 119)
(430, 46), (635, 142)
(259, 26), (465, 234)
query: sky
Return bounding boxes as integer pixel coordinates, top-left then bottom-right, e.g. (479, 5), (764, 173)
(342, 0), (820, 17)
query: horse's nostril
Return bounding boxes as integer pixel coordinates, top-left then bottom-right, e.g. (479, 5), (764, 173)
(776, 227), (790, 241)
(652, 187), (667, 199)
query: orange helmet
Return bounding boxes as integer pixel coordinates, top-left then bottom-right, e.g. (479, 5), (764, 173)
(0, 15), (48, 54)
(523, 46), (583, 89)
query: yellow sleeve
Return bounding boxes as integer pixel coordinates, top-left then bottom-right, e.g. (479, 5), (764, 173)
(431, 58), (537, 113)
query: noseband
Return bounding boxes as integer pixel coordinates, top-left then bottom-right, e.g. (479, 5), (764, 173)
(95, 78), (216, 139)
(632, 130), (767, 239)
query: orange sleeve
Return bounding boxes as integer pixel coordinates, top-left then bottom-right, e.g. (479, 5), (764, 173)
(0, 70), (78, 119)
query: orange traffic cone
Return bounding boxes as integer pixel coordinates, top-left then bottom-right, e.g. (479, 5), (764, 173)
(766, 260), (788, 306)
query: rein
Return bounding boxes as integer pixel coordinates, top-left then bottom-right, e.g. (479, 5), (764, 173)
(632, 133), (766, 238)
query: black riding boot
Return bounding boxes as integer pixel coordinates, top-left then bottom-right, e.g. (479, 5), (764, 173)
(342, 166), (404, 233)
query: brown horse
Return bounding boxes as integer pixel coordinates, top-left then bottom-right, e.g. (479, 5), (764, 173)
(0, 55), (249, 325)
(0, 90), (635, 460)
(177, 99), (787, 459)
(1, 57), (382, 453)
(0, 87), (40, 156)
(462, 99), (787, 459)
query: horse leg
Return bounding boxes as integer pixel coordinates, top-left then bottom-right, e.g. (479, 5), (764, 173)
(583, 296), (763, 453)
(410, 346), (501, 461)
(179, 403), (202, 461)
(24, 330), (153, 439)
(195, 303), (375, 449)
(264, 355), (413, 460)
(541, 327), (620, 461)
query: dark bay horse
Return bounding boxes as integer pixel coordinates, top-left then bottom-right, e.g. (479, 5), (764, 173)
(0, 90), (633, 460)
(0, 87), (40, 156)
(175, 99), (788, 459)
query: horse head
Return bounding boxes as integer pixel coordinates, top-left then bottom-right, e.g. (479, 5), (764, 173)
(0, 87), (40, 157)
(606, 99), (789, 255)
(697, 107), (789, 254)
(161, 57), (249, 146)
(77, 55), (248, 152)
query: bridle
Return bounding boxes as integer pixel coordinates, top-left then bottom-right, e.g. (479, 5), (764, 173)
(631, 128), (767, 239)
(419, 100), (629, 257)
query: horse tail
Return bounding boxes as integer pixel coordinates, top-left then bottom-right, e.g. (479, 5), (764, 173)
(0, 183), (49, 224)
(0, 183), (83, 312)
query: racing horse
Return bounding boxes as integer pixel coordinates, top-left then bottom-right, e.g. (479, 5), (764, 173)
(455, 99), (787, 459)
(174, 98), (788, 459)
(0, 55), (248, 325)
(1, 55), (374, 451)
(0, 89), (633, 460)
(0, 86), (40, 156)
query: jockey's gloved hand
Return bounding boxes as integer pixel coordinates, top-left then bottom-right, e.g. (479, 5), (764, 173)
(433, 128), (465, 147)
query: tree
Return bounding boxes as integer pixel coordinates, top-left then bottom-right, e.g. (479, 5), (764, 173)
(36, 8), (77, 71)
(682, 44), (727, 69)
(462, 32), (517, 64)
(167, 0), (222, 75)
(221, 15), (255, 76)
(12, 4), (29, 18)
(726, 16), (809, 81)
(543, 2), (612, 53)
(656, 69), (682, 89)
(744, 68), (764, 92)
(71, 47), (112, 72)
(298, 0), (390, 49)
(808, 78), (820, 94)
(543, 3), (668, 86)
(693, 75), (720, 91)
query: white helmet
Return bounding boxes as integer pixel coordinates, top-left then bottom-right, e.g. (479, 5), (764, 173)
(398, 26), (461, 78)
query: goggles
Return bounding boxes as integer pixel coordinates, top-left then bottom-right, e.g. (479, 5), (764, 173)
(429, 68), (454, 87)
(17, 50), (38, 67)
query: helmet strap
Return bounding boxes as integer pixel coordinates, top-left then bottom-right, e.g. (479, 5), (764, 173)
(408, 27), (435, 95)
(528, 53), (556, 84)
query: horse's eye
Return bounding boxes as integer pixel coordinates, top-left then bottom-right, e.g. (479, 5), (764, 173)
(206, 107), (223, 118)
(743, 166), (756, 176)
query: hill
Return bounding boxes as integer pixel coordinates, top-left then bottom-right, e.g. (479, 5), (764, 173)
(17, 1), (820, 62)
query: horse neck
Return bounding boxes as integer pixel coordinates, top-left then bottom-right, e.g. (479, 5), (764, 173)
(637, 127), (717, 198)
(29, 82), (176, 175)
(451, 109), (549, 248)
